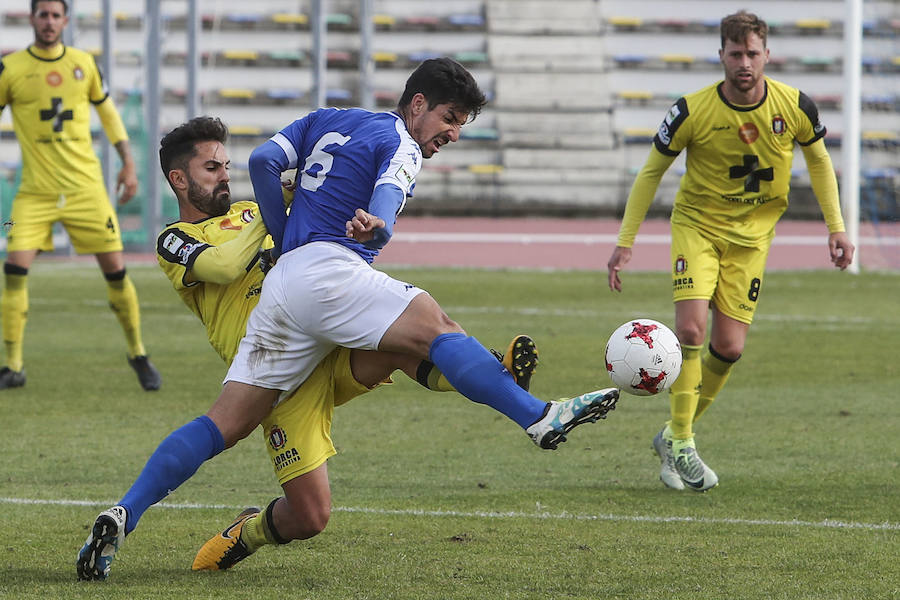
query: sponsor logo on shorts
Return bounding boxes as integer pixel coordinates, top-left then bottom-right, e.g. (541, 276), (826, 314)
(273, 447), (301, 472)
(738, 303), (755, 312)
(245, 284), (262, 299)
(268, 425), (287, 450)
(674, 255), (687, 274)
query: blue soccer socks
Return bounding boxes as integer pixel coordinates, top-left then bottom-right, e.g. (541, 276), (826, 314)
(429, 333), (547, 429)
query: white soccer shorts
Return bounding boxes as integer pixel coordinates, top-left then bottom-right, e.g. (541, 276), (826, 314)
(225, 241), (426, 401)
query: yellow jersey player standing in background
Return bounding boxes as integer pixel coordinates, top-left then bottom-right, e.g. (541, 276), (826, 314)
(0, 0), (160, 390)
(606, 10), (854, 491)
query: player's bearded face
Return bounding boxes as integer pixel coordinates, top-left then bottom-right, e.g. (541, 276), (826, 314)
(187, 177), (231, 217)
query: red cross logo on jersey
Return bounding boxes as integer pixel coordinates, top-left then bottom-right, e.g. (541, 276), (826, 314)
(625, 322), (658, 348)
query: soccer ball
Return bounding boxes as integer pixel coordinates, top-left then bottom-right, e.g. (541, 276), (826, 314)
(604, 319), (682, 396)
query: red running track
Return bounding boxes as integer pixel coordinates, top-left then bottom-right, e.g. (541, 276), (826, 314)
(376, 217), (899, 271)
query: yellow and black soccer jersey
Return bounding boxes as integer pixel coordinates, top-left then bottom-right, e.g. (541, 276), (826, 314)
(157, 201), (273, 363)
(0, 44), (127, 194)
(638, 77), (836, 247)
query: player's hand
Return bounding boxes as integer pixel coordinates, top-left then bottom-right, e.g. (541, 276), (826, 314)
(607, 246), (632, 292)
(116, 161), (138, 205)
(258, 248), (276, 275)
(345, 208), (385, 244)
(828, 231), (855, 271)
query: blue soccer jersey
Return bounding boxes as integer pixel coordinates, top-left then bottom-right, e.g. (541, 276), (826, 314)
(249, 108), (421, 262)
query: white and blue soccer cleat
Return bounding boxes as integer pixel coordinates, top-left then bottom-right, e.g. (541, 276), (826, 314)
(526, 388), (619, 450)
(672, 438), (719, 492)
(652, 426), (686, 490)
(76, 505), (127, 581)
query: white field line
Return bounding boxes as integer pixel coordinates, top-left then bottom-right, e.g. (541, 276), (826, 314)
(23, 297), (886, 325)
(1, 496), (896, 532)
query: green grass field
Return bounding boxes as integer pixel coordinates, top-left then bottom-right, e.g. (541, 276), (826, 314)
(1, 262), (898, 600)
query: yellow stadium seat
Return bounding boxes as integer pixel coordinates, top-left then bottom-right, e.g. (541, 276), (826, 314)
(468, 164), (504, 175)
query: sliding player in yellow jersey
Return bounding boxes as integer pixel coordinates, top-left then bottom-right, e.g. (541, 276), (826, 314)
(0, 0), (160, 390)
(606, 11), (854, 491)
(77, 117), (551, 580)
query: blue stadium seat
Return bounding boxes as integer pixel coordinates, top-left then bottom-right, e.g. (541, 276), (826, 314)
(266, 89), (303, 103)
(447, 14), (485, 29)
(612, 54), (647, 68)
(326, 88), (354, 105)
(408, 51), (442, 64)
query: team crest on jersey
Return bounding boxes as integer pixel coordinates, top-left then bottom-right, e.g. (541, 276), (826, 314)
(771, 115), (785, 135)
(268, 425), (287, 450)
(240, 208), (255, 223)
(73, 66), (84, 81)
(46, 71), (62, 86)
(674, 255), (688, 274)
(738, 122), (759, 144)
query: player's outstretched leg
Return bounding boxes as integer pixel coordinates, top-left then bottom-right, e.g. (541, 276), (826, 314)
(525, 388), (619, 450)
(76, 506), (127, 581)
(491, 334), (539, 392)
(192, 508), (261, 571)
(652, 425), (685, 490)
(672, 437), (719, 492)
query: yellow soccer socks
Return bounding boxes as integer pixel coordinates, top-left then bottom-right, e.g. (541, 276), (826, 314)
(105, 270), (146, 358)
(241, 498), (290, 552)
(1, 265), (28, 372)
(667, 344), (702, 440)
(693, 346), (739, 423)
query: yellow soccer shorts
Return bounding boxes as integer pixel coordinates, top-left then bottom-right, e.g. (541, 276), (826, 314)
(6, 186), (123, 254)
(260, 346), (374, 486)
(670, 222), (770, 325)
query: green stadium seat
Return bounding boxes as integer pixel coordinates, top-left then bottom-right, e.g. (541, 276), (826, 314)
(460, 128), (499, 141)
(453, 51), (488, 66)
(326, 13), (354, 30)
(266, 50), (305, 67)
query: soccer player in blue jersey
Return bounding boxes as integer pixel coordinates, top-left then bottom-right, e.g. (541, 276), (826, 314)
(76, 59), (617, 580)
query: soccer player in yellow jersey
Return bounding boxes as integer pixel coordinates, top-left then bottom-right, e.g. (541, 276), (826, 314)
(0, 0), (160, 390)
(76, 117), (552, 580)
(606, 11), (854, 491)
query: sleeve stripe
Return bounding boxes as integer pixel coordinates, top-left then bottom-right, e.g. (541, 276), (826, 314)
(90, 93), (109, 105)
(270, 132), (298, 168)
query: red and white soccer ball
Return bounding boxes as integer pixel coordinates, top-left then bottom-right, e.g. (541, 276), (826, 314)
(605, 319), (682, 396)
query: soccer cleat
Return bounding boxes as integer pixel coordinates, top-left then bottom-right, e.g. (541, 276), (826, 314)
(525, 388), (619, 450)
(127, 355), (162, 391)
(490, 334), (539, 392)
(76, 505), (127, 581)
(652, 427), (685, 490)
(192, 507), (260, 571)
(672, 438), (719, 492)
(0, 366), (25, 389)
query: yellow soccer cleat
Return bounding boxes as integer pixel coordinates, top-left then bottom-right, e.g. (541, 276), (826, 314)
(192, 507), (260, 571)
(491, 334), (539, 392)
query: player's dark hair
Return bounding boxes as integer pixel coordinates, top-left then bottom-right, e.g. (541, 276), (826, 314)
(721, 10), (768, 48)
(159, 116), (228, 183)
(31, 0), (68, 15)
(398, 57), (486, 121)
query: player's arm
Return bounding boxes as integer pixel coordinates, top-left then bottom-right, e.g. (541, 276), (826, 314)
(158, 216), (268, 286)
(799, 140), (854, 269)
(345, 184), (405, 249)
(93, 95), (137, 204)
(249, 137), (295, 256)
(607, 148), (677, 291)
